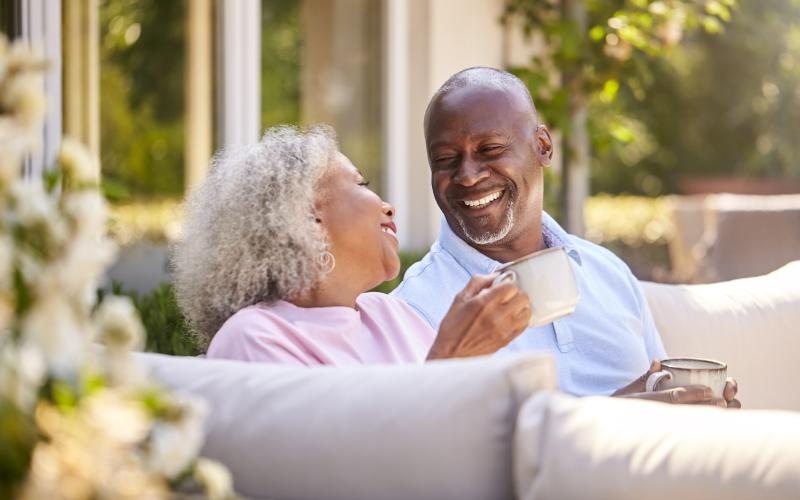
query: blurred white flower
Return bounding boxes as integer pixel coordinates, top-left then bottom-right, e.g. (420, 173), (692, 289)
(0, 234), (12, 289)
(0, 341), (45, 410)
(9, 180), (54, 226)
(24, 400), (169, 500)
(94, 296), (145, 352)
(195, 458), (235, 500)
(37, 234), (116, 310)
(0, 127), (26, 186)
(83, 390), (152, 445)
(2, 71), (46, 130)
(62, 190), (109, 240)
(0, 34), (231, 499)
(59, 138), (99, 185)
(21, 294), (87, 378)
(145, 395), (208, 479)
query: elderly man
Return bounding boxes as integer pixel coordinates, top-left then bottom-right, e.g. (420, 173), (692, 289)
(394, 67), (738, 406)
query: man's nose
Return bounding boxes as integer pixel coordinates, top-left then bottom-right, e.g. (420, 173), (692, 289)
(453, 155), (489, 187)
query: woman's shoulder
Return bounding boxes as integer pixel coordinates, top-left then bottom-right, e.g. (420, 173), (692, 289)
(207, 301), (307, 363)
(212, 302), (294, 346)
(357, 292), (432, 326)
(357, 292), (407, 309)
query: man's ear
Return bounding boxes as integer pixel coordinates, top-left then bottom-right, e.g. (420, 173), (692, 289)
(535, 124), (554, 167)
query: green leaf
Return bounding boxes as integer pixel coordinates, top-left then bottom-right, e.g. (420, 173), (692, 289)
(590, 25), (606, 41)
(600, 79), (620, 103)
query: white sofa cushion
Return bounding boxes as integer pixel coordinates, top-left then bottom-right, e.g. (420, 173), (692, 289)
(137, 352), (556, 500)
(515, 393), (800, 500)
(642, 261), (800, 411)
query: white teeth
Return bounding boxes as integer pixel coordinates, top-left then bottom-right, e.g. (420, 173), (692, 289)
(382, 226), (397, 237)
(463, 191), (502, 209)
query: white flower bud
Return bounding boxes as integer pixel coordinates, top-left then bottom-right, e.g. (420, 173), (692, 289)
(94, 296), (145, 352)
(59, 138), (99, 185)
(194, 458), (235, 500)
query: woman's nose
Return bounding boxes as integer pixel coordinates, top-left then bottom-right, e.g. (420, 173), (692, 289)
(382, 202), (395, 218)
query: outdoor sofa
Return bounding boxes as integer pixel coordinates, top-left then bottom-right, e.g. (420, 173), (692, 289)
(137, 261), (800, 499)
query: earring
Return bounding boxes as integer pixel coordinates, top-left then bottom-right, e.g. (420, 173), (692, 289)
(319, 250), (336, 274)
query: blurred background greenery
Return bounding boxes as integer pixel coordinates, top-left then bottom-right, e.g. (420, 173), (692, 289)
(100, 0), (800, 201)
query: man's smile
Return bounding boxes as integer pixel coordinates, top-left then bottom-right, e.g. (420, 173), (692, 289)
(462, 189), (504, 209)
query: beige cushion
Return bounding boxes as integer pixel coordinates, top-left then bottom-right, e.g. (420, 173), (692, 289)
(642, 261), (800, 411)
(515, 393), (800, 500)
(137, 352), (556, 500)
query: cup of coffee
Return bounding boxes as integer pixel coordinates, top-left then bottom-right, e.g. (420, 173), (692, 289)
(645, 358), (728, 399)
(493, 246), (580, 328)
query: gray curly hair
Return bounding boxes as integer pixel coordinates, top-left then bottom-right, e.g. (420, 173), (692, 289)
(173, 125), (338, 344)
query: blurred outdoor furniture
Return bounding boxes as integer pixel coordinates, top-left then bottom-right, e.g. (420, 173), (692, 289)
(667, 194), (800, 282)
(134, 262), (800, 499)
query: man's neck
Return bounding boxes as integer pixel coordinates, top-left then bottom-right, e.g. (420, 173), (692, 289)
(469, 219), (545, 263)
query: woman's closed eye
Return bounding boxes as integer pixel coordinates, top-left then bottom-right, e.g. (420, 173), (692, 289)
(358, 179), (370, 187)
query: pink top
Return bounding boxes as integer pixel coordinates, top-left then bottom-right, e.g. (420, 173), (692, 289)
(207, 293), (437, 366)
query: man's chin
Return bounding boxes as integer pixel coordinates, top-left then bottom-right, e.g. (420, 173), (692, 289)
(451, 213), (514, 246)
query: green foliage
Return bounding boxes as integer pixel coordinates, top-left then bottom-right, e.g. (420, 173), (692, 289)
(504, 0), (738, 195)
(505, 0), (734, 130)
(0, 400), (36, 498)
(261, 0), (302, 128)
(109, 282), (202, 356)
(99, 0), (185, 197)
(600, 0), (800, 194)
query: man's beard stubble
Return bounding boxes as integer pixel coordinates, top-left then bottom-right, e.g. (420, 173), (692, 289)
(454, 196), (516, 246)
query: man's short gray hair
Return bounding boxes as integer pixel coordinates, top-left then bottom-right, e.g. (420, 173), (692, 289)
(431, 66), (537, 114)
(173, 125), (337, 344)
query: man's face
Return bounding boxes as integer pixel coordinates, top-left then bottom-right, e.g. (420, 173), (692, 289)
(425, 86), (551, 249)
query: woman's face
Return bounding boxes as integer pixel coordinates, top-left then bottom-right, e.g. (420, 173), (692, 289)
(316, 152), (400, 291)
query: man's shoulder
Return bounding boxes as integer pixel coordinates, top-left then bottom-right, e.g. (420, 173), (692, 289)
(567, 233), (632, 275)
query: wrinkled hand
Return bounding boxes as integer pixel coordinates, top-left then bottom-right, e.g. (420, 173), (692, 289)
(612, 360), (741, 408)
(427, 274), (531, 360)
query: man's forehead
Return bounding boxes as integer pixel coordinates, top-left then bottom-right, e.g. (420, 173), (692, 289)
(426, 86), (533, 143)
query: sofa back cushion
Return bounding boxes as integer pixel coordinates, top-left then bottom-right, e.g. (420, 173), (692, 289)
(137, 353), (556, 500)
(641, 261), (800, 411)
(515, 393), (800, 500)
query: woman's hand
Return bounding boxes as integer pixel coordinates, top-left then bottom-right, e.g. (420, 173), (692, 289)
(427, 274), (531, 360)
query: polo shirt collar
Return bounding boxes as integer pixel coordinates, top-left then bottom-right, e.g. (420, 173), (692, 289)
(437, 211), (582, 274)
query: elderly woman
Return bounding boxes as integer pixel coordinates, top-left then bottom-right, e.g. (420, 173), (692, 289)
(173, 125), (531, 365)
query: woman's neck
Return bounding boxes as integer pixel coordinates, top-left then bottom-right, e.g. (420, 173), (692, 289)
(290, 273), (364, 309)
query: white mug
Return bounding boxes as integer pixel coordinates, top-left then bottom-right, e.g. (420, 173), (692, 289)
(493, 247), (580, 328)
(645, 358), (728, 399)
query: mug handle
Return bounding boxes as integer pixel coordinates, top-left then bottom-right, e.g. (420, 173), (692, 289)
(645, 370), (672, 393)
(493, 269), (517, 286)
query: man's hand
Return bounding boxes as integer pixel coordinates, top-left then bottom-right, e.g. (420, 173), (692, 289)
(612, 360), (741, 408)
(427, 274), (531, 360)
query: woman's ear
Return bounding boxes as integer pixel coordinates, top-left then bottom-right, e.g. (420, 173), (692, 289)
(535, 124), (553, 167)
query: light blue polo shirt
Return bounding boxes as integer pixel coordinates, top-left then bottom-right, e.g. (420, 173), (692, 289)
(392, 212), (666, 396)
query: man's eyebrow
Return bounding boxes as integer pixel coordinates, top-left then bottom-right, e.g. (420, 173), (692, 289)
(428, 130), (509, 150)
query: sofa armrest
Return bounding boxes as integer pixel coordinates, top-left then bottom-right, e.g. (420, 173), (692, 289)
(515, 393), (800, 500)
